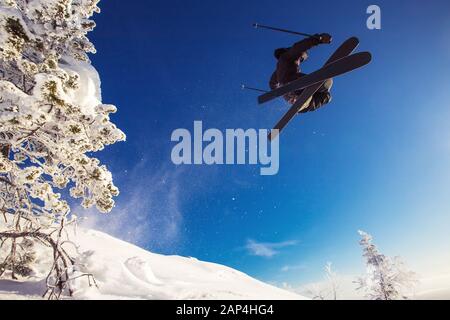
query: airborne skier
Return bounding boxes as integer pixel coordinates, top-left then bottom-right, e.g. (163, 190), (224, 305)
(251, 24), (371, 140)
(270, 33), (333, 113)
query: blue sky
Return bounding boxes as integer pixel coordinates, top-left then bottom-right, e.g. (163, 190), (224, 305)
(81, 0), (450, 286)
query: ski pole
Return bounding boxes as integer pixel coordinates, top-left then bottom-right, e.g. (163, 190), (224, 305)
(253, 23), (318, 39)
(241, 84), (268, 93)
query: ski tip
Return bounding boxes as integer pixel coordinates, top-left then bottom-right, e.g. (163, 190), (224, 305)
(352, 51), (373, 65)
(253, 23), (259, 28)
(362, 51), (373, 63)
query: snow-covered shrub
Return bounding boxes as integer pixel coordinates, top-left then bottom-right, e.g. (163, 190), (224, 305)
(304, 262), (339, 300)
(0, 0), (125, 299)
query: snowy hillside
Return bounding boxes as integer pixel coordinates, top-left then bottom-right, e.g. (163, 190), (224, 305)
(0, 226), (306, 300)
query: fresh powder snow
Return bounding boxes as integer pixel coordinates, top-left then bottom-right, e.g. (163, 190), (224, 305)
(0, 221), (306, 300)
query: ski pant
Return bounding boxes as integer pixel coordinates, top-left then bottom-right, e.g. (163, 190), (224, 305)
(309, 78), (333, 109)
(283, 77), (333, 112)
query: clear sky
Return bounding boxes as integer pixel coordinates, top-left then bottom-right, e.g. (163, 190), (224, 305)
(80, 0), (450, 287)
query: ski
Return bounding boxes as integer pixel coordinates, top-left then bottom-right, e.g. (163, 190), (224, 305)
(259, 51), (371, 105)
(268, 37), (361, 141)
(323, 37), (360, 66)
(268, 85), (316, 141)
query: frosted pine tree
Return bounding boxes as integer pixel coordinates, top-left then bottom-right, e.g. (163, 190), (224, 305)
(0, 0), (125, 299)
(355, 230), (416, 300)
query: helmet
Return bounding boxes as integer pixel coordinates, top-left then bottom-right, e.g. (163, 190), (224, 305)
(274, 48), (288, 60)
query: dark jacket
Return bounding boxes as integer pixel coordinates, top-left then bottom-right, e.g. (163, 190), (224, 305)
(270, 37), (321, 94)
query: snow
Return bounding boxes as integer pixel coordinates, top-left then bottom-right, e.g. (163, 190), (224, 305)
(414, 275), (450, 300)
(295, 273), (450, 300)
(60, 56), (103, 115)
(0, 225), (306, 300)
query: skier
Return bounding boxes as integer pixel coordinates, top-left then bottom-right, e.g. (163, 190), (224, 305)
(270, 33), (333, 113)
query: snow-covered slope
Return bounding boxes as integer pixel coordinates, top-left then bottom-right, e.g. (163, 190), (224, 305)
(0, 227), (306, 300)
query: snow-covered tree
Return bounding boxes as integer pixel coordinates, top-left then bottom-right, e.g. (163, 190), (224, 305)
(355, 230), (416, 300)
(324, 262), (338, 300)
(0, 0), (125, 299)
(305, 262), (339, 300)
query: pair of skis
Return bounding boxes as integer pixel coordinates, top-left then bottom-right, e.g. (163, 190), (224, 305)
(260, 37), (371, 141)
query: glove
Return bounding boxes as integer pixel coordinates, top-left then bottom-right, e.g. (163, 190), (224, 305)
(315, 33), (332, 44)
